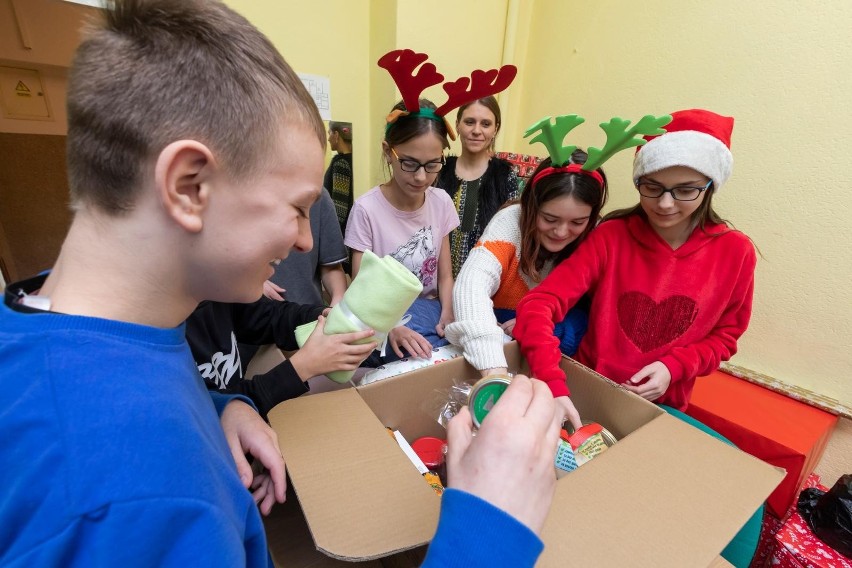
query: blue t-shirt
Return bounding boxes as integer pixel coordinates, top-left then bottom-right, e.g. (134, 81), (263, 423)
(0, 300), (270, 567)
(1, 276), (543, 567)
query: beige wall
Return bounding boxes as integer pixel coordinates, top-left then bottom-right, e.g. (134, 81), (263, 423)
(0, 0), (88, 68)
(0, 0), (94, 135)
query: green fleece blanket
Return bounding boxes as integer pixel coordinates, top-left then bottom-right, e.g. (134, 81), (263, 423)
(295, 250), (423, 383)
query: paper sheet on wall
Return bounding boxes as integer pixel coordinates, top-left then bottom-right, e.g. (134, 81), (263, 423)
(298, 73), (331, 121)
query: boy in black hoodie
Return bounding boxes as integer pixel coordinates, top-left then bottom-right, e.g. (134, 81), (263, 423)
(186, 297), (375, 418)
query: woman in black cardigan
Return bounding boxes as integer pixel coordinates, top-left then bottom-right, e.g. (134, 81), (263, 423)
(436, 96), (519, 277)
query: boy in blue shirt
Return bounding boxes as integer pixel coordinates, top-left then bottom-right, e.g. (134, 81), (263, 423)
(0, 1), (564, 566)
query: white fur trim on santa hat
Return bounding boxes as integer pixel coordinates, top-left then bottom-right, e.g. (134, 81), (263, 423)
(633, 130), (733, 191)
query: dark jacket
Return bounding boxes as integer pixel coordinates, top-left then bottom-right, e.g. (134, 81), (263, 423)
(435, 156), (516, 232)
(186, 297), (324, 418)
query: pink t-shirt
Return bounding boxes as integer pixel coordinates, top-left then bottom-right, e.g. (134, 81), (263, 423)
(345, 185), (460, 298)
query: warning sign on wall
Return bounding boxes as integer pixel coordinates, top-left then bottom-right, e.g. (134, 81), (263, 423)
(0, 67), (51, 120)
(15, 81), (32, 97)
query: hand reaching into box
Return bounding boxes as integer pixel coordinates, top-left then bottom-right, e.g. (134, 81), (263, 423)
(446, 374), (565, 535)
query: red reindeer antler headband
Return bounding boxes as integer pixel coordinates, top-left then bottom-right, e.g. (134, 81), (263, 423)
(378, 49), (517, 141)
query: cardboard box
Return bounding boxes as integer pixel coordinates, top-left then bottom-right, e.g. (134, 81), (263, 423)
(267, 343), (784, 567)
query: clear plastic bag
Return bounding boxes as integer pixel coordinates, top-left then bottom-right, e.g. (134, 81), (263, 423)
(425, 379), (474, 430)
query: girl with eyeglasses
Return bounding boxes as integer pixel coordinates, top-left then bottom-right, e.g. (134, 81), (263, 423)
(344, 98), (459, 362)
(515, 109), (757, 412)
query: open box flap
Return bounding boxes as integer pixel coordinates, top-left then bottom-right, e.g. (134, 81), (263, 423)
(268, 389), (440, 560)
(356, 352), (481, 441)
(562, 356), (664, 439)
(539, 412), (785, 567)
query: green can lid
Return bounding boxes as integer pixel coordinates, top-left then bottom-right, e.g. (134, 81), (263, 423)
(469, 376), (511, 428)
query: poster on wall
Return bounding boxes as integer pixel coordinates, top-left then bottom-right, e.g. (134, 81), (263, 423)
(298, 73), (331, 121)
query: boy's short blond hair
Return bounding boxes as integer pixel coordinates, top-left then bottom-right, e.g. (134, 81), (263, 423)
(67, 0), (325, 214)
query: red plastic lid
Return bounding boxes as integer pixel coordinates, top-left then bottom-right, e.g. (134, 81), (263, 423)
(412, 436), (446, 468)
(565, 422), (603, 450)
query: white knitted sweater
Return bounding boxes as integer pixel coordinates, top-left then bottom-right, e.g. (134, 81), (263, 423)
(445, 205), (552, 371)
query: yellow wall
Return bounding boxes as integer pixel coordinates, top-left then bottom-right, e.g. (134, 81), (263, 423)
(226, 0), (511, 193)
(229, 0), (850, 405)
(506, 0), (852, 405)
(367, 0), (398, 190)
(393, 0), (509, 158)
(224, 0), (373, 196)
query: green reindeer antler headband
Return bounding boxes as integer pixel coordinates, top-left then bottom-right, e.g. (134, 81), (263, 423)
(524, 113), (672, 187)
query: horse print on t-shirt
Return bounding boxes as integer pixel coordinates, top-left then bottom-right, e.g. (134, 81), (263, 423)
(391, 226), (437, 288)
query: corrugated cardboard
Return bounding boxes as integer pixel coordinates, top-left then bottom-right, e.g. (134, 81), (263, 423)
(268, 343), (784, 567)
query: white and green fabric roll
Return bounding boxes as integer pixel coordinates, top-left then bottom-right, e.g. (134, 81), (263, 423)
(295, 250), (423, 383)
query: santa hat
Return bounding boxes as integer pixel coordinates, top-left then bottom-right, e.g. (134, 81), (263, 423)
(633, 109), (734, 191)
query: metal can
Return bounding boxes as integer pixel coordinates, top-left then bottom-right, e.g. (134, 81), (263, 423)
(563, 421), (617, 444)
(468, 375), (513, 429)
(561, 421), (617, 466)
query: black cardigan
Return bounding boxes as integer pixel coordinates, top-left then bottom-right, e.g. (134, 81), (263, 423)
(435, 156), (515, 231)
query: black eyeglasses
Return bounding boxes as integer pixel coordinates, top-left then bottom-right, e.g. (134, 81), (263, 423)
(634, 179), (712, 202)
(391, 147), (445, 173)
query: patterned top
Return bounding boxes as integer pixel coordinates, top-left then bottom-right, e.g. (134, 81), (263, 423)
(323, 152), (353, 237)
(344, 186), (459, 299)
(438, 157), (519, 278)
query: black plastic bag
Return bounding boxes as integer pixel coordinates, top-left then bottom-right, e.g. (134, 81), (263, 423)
(797, 473), (852, 558)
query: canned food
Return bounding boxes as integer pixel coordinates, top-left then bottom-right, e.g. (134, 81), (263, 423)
(468, 375), (512, 428)
(561, 421), (617, 466)
(412, 436), (448, 488)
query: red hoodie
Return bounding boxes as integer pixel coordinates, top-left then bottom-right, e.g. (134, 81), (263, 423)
(514, 214), (756, 410)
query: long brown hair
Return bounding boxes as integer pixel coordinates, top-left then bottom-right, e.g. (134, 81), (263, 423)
(519, 150), (608, 282)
